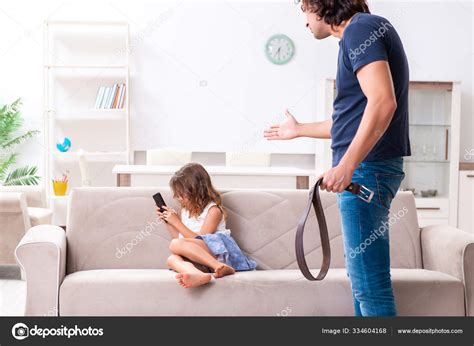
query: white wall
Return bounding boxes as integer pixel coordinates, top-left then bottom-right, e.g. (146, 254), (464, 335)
(0, 0), (472, 181)
(130, 0), (328, 154)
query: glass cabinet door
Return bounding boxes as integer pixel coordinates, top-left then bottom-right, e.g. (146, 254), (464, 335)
(401, 84), (453, 198)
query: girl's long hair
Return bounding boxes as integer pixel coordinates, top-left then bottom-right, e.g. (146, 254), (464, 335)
(169, 163), (227, 221)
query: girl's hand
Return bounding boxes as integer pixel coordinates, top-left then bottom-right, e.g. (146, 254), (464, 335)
(160, 206), (180, 227)
(156, 207), (167, 222)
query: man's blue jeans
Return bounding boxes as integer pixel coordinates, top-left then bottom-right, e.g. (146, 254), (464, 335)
(336, 156), (405, 316)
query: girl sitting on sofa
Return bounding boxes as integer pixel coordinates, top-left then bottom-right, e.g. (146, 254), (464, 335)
(156, 163), (257, 288)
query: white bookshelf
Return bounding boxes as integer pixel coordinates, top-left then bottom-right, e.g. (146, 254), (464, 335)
(319, 79), (461, 228)
(43, 20), (132, 212)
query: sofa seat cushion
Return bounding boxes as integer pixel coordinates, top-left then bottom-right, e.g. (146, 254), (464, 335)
(28, 207), (53, 227)
(59, 268), (465, 316)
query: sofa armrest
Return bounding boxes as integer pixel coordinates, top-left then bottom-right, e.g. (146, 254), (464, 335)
(15, 225), (66, 316)
(421, 224), (474, 316)
(0, 192), (31, 264)
(0, 191), (31, 225)
(0, 186), (47, 208)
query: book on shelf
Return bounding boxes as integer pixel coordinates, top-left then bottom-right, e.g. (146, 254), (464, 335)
(112, 84), (121, 109)
(94, 86), (106, 109)
(108, 83), (118, 109)
(99, 87), (110, 109)
(94, 83), (126, 109)
(119, 84), (126, 108)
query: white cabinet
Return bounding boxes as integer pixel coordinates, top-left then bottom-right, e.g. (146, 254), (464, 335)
(415, 197), (450, 228)
(406, 82), (461, 227)
(49, 195), (69, 227)
(320, 80), (461, 228)
(458, 170), (474, 233)
(43, 21), (132, 207)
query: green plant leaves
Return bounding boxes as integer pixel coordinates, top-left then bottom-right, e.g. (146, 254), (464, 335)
(3, 166), (40, 186)
(0, 98), (41, 186)
(0, 98), (23, 144)
(1, 130), (41, 152)
(0, 153), (17, 182)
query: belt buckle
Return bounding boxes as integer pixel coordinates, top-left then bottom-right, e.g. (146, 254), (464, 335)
(357, 184), (374, 203)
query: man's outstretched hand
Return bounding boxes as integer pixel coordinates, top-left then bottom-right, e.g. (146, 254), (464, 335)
(263, 109), (300, 140)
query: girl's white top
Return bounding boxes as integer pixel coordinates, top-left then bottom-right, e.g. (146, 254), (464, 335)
(179, 202), (231, 238)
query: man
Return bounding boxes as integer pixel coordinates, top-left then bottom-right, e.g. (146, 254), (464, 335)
(264, 0), (411, 316)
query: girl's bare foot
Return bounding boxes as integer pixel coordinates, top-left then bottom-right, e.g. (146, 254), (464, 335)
(214, 264), (235, 278)
(175, 274), (187, 288)
(175, 273), (213, 288)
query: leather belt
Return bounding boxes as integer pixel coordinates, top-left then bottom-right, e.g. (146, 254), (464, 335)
(295, 177), (372, 281)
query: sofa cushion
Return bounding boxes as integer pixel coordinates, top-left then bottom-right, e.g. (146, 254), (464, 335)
(59, 268), (464, 316)
(222, 189), (422, 270)
(65, 188), (422, 273)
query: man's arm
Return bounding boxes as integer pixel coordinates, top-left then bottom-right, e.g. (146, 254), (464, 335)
(339, 60), (397, 170)
(264, 109), (332, 140)
(296, 118), (332, 139)
(318, 60), (396, 193)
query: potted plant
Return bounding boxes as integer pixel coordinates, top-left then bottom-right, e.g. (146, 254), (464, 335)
(0, 98), (40, 185)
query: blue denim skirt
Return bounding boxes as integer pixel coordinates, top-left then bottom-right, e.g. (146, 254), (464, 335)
(195, 233), (257, 271)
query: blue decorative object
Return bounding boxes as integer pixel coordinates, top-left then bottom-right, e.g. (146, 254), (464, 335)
(56, 137), (71, 152)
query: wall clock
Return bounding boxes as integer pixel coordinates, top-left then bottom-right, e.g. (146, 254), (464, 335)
(265, 34), (295, 65)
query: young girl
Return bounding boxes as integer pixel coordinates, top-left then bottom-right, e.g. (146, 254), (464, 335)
(156, 163), (257, 288)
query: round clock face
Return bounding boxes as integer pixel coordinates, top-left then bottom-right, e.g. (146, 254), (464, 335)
(265, 34), (295, 65)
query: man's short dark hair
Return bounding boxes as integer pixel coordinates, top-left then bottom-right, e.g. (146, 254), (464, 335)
(300, 0), (370, 27)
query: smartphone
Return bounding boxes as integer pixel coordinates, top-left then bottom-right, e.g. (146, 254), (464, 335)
(153, 192), (167, 212)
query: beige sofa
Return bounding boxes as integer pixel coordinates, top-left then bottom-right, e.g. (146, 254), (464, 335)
(0, 186), (52, 264)
(15, 187), (474, 316)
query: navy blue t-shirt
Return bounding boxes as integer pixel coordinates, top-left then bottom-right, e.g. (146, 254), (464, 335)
(331, 12), (411, 167)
